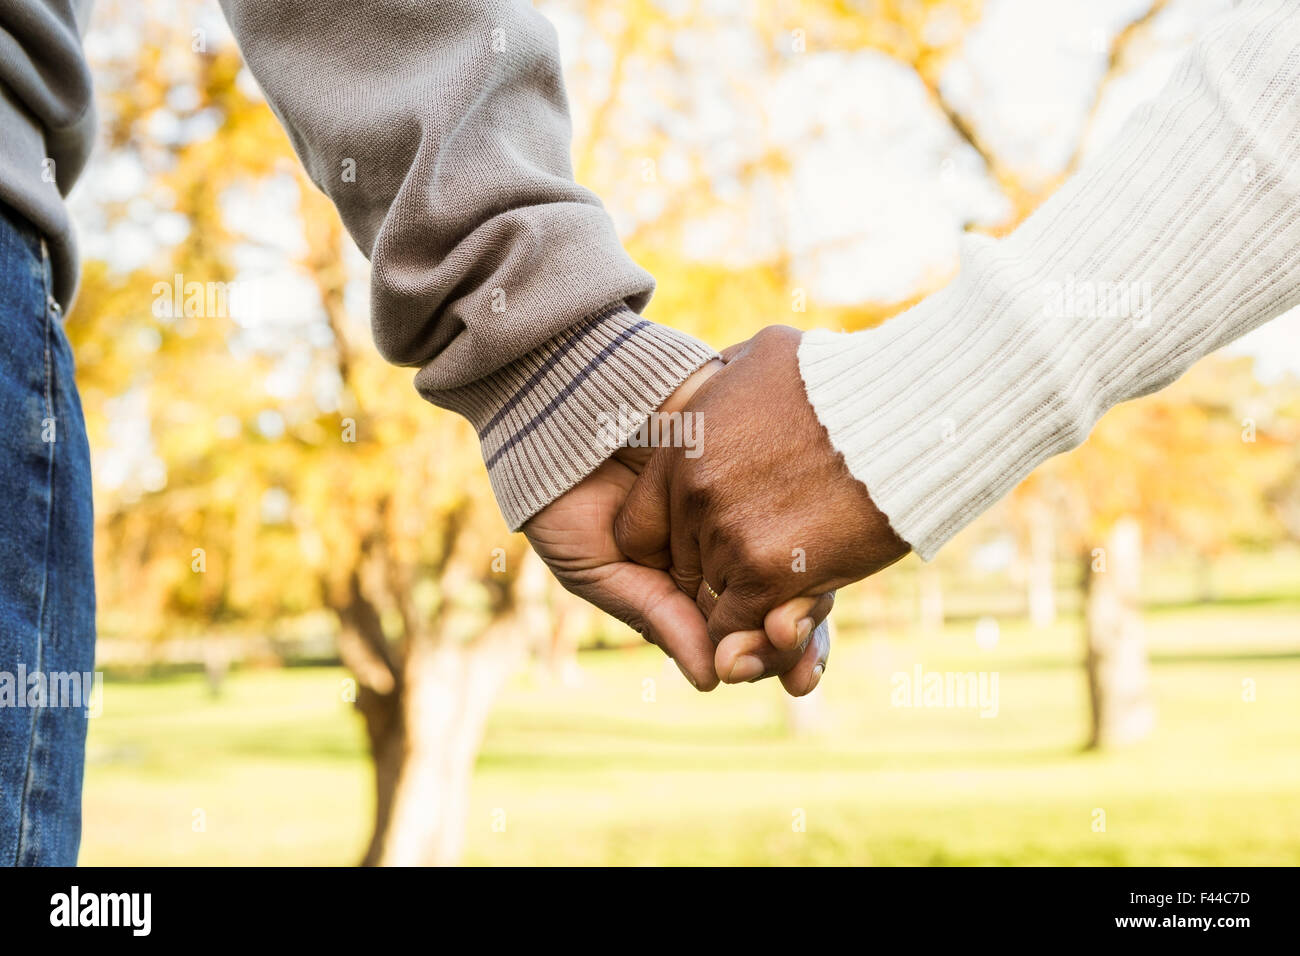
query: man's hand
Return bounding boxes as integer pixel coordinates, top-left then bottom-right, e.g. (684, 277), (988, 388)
(523, 454), (720, 689)
(614, 325), (910, 655)
(522, 358), (834, 692)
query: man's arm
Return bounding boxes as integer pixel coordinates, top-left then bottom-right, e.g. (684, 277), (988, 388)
(218, 0), (716, 529)
(217, 1), (837, 687)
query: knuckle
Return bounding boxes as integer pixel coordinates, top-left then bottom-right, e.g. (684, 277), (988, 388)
(728, 538), (783, 584)
(753, 324), (800, 349)
(670, 565), (699, 593)
(678, 469), (713, 517)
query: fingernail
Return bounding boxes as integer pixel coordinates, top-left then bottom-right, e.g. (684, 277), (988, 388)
(805, 663), (825, 695)
(675, 661), (698, 689)
(727, 655), (765, 683)
(796, 617), (814, 649)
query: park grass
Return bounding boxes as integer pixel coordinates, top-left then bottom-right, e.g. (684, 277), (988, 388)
(78, 600), (1300, 866)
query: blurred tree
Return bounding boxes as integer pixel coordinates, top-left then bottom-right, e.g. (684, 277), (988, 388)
(1010, 358), (1295, 746)
(1082, 517), (1154, 748)
(71, 0), (1299, 869)
(73, 1), (554, 864)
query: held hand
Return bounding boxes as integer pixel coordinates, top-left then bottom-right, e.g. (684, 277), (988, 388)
(523, 454), (720, 689)
(524, 358), (836, 692)
(614, 326), (910, 655)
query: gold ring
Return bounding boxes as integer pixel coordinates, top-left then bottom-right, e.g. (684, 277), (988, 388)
(703, 580), (720, 601)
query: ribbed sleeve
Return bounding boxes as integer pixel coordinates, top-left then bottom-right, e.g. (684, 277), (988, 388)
(800, 0), (1300, 559)
(432, 306), (716, 529)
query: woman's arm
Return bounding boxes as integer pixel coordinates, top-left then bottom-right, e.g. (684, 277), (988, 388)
(800, 0), (1300, 558)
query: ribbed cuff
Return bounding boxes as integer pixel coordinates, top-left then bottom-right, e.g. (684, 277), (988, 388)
(798, 235), (1089, 561)
(429, 305), (718, 530)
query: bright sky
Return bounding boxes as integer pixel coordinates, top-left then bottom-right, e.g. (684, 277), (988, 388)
(777, 0), (1300, 377)
(75, 0), (1300, 383)
(563, 0), (1300, 378)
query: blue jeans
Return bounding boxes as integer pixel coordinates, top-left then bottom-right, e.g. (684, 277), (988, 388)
(0, 203), (95, 866)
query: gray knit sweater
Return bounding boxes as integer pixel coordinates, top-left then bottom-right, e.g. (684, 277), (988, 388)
(0, 0), (715, 529)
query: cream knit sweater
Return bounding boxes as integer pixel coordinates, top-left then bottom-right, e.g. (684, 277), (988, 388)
(801, 0), (1300, 560)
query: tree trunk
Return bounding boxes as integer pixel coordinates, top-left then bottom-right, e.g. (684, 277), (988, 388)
(358, 551), (548, 866)
(357, 683), (403, 867)
(345, 609), (518, 867)
(1083, 518), (1155, 749)
(202, 634), (229, 697)
(331, 569), (402, 867)
(375, 627), (521, 866)
(1027, 501), (1057, 628)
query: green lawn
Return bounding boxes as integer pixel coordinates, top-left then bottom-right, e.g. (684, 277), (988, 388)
(79, 602), (1300, 866)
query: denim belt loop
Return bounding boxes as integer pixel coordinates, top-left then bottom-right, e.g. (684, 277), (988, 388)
(39, 236), (61, 320)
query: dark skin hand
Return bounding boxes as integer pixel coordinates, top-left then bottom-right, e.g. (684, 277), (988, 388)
(614, 326), (911, 673)
(523, 358), (835, 694)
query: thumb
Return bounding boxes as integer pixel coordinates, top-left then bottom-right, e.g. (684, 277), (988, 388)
(762, 591), (835, 652)
(588, 562), (718, 691)
(706, 584), (773, 646)
(613, 451), (673, 570)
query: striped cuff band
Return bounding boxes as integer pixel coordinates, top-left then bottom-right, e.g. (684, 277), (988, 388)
(427, 305), (718, 530)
